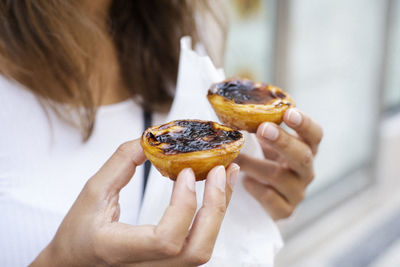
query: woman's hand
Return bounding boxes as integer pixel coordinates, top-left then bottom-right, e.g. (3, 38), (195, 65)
(31, 139), (240, 267)
(236, 108), (323, 220)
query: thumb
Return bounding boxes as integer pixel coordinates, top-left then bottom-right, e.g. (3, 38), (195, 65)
(88, 139), (146, 197)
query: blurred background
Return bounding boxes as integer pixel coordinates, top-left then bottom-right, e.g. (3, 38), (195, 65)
(223, 0), (400, 266)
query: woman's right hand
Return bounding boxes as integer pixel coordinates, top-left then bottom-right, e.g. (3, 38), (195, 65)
(30, 139), (239, 267)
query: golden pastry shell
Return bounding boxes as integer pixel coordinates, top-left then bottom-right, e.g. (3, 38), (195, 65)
(140, 119), (245, 181)
(207, 78), (295, 132)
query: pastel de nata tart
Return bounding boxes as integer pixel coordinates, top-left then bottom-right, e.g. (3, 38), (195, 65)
(141, 119), (244, 181)
(207, 78), (295, 132)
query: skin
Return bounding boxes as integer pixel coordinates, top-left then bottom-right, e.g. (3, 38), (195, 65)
(236, 108), (323, 220)
(31, 139), (240, 266)
(29, 2), (323, 265)
(84, 0), (132, 106)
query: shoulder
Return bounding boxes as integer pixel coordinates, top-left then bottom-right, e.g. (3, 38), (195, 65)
(0, 75), (43, 117)
(0, 75), (44, 116)
(0, 74), (38, 103)
(0, 75), (50, 145)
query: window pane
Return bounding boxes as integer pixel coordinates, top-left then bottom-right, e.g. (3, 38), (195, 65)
(384, 0), (400, 110)
(277, 0), (386, 193)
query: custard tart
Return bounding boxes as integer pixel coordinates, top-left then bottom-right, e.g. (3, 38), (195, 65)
(207, 78), (295, 132)
(141, 120), (244, 181)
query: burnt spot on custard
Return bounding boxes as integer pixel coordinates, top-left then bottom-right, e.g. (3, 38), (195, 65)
(208, 79), (290, 105)
(146, 120), (242, 155)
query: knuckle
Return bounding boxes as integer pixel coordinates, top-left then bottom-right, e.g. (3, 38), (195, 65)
(213, 203), (227, 217)
(271, 167), (284, 180)
(301, 149), (314, 167)
(278, 135), (290, 150)
(92, 230), (115, 265)
(185, 203), (197, 215)
(115, 140), (143, 166)
(260, 189), (276, 206)
(97, 253), (117, 266)
(280, 205), (295, 219)
(303, 169), (315, 186)
(155, 237), (183, 257)
(116, 141), (134, 156)
(83, 178), (101, 199)
(287, 186), (300, 203)
(185, 199), (198, 212)
(185, 249), (212, 265)
(297, 190), (306, 203)
(316, 126), (324, 144)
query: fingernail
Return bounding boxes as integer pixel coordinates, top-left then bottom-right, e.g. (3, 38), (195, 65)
(286, 108), (302, 126)
(261, 123), (279, 141)
(182, 168), (195, 192)
(215, 166), (226, 192)
(229, 164), (240, 190)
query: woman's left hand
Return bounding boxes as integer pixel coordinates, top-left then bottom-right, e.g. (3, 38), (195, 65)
(235, 108), (323, 220)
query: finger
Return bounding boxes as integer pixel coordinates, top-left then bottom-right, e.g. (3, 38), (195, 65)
(87, 139), (146, 197)
(134, 165), (240, 267)
(257, 137), (280, 160)
(236, 155), (305, 205)
(154, 168), (197, 255)
(179, 165), (230, 266)
(243, 177), (294, 220)
(283, 108), (323, 155)
(257, 122), (314, 180)
(99, 168), (197, 264)
(235, 153), (280, 179)
(225, 163), (240, 203)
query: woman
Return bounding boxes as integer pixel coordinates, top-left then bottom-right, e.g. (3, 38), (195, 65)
(0, 0), (323, 266)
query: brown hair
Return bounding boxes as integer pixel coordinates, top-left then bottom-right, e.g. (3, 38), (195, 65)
(0, 0), (225, 140)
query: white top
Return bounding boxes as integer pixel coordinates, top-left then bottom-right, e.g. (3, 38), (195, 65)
(0, 76), (146, 266)
(0, 37), (283, 267)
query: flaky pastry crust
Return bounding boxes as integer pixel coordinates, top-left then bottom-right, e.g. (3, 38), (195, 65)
(141, 119), (244, 181)
(207, 78), (295, 132)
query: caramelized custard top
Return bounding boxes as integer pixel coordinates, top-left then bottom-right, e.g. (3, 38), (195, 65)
(208, 79), (288, 105)
(145, 120), (242, 155)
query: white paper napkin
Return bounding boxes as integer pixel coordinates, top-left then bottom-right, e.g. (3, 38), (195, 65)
(138, 36), (283, 266)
